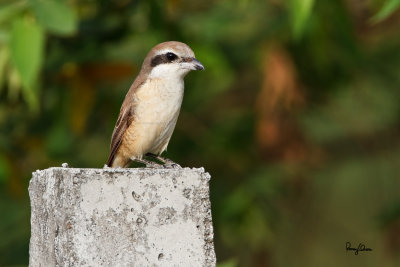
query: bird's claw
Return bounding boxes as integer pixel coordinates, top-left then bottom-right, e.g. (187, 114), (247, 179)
(146, 162), (163, 168)
(163, 162), (182, 169)
(145, 153), (182, 169)
(131, 157), (163, 168)
(161, 157), (182, 169)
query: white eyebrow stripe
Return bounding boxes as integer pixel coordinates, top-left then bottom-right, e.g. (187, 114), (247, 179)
(153, 47), (194, 58)
(154, 49), (175, 56)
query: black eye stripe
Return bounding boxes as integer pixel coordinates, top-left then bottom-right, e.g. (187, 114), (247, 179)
(150, 52), (179, 67)
(150, 55), (166, 67)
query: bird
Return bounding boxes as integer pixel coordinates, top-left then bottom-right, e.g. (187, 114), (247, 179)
(106, 41), (204, 168)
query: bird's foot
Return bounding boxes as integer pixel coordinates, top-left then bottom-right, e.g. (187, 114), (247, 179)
(163, 162), (182, 169)
(131, 158), (163, 168)
(162, 158), (181, 169)
(145, 153), (182, 169)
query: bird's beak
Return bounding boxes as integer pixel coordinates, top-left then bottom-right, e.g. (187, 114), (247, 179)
(191, 58), (205, 71)
(182, 57), (205, 71)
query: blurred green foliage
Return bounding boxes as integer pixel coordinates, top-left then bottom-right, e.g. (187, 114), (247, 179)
(1, 0), (400, 266)
(372, 0), (400, 22)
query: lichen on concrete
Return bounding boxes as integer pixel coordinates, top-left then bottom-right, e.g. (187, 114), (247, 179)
(29, 166), (216, 267)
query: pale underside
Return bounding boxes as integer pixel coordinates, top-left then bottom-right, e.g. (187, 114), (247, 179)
(112, 66), (186, 168)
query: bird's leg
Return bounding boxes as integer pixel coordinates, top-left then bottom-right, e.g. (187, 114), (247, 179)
(145, 153), (167, 163)
(145, 153), (182, 169)
(131, 157), (162, 168)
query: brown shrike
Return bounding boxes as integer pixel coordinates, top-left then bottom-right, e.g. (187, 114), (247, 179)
(106, 41), (204, 168)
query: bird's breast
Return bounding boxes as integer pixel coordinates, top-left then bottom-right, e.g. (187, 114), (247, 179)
(127, 77), (184, 155)
(135, 77), (184, 123)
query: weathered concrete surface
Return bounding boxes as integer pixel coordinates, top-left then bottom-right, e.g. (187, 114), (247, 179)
(29, 167), (216, 267)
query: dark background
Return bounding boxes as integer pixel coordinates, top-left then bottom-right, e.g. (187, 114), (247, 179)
(1, 0), (400, 266)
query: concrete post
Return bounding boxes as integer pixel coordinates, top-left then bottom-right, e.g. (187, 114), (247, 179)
(28, 166), (216, 266)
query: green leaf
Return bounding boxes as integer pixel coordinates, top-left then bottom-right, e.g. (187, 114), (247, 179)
(31, 0), (77, 35)
(7, 66), (21, 102)
(0, 1), (28, 25)
(371, 0), (400, 23)
(21, 84), (39, 112)
(0, 29), (9, 44)
(10, 18), (44, 111)
(289, 0), (315, 39)
(10, 18), (44, 88)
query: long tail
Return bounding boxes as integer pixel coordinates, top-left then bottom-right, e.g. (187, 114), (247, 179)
(106, 153), (115, 168)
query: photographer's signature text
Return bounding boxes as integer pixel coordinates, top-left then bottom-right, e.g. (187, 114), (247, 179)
(346, 242), (372, 255)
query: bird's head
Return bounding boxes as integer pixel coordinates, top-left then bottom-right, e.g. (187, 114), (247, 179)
(143, 41), (204, 79)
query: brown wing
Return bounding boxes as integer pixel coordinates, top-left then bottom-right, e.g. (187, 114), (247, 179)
(106, 47), (153, 166)
(106, 103), (134, 167)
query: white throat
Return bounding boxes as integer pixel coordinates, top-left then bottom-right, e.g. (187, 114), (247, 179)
(148, 63), (191, 80)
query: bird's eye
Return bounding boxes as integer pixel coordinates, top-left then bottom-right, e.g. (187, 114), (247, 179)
(166, 52), (177, 61)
